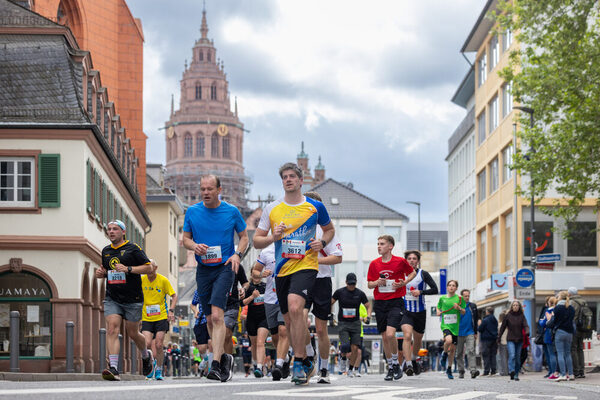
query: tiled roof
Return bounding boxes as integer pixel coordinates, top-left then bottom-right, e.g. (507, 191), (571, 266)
(0, 34), (88, 124)
(311, 178), (408, 220)
(0, 0), (60, 28)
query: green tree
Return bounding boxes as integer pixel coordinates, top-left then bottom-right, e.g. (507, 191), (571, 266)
(493, 0), (600, 225)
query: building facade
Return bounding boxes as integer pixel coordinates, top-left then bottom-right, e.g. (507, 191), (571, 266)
(406, 222), (448, 273)
(164, 8), (251, 210)
(0, 0), (150, 372)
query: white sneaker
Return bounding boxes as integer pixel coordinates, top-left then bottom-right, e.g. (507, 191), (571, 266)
(347, 369), (354, 378)
(556, 375), (567, 382)
(355, 371), (361, 377)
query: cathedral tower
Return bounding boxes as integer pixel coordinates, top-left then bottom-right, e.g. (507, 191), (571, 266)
(164, 7), (250, 210)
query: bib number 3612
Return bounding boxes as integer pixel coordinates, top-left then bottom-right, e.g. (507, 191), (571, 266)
(281, 239), (306, 259)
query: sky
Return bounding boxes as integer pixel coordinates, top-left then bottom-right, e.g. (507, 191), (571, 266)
(127, 0), (484, 223)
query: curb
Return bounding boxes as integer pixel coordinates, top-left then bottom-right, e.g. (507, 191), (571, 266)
(0, 372), (146, 382)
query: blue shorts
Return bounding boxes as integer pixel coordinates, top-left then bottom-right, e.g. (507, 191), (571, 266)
(196, 263), (234, 315)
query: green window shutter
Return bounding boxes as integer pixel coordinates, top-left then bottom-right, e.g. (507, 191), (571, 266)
(38, 154), (60, 207)
(102, 180), (107, 226)
(94, 170), (100, 219)
(109, 192), (114, 222)
(86, 160), (92, 212)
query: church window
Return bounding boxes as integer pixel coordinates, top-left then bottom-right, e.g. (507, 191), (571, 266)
(199, 51), (203, 61)
(184, 133), (193, 157)
(195, 84), (202, 100)
(207, 51), (212, 62)
(196, 134), (205, 157)
(222, 136), (230, 159)
(210, 83), (217, 100)
(211, 133), (219, 158)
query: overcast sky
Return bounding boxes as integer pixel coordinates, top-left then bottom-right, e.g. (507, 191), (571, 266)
(127, 0), (483, 223)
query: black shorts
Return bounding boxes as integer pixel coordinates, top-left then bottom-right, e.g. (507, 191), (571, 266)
(275, 269), (318, 314)
(443, 329), (458, 345)
(266, 348), (276, 359)
(374, 298), (405, 334)
(247, 317), (269, 336)
(401, 310), (427, 334)
(305, 277), (332, 320)
(193, 323), (210, 345)
(242, 353), (252, 364)
(141, 319), (169, 337)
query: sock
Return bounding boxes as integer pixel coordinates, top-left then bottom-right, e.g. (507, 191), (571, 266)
(348, 365), (354, 371)
(109, 354), (119, 369)
(341, 356), (347, 361)
(392, 353), (399, 365)
(208, 352), (214, 365)
(387, 357), (393, 366)
(320, 357), (328, 370)
(302, 357), (312, 367)
(276, 358), (284, 368)
(306, 344), (315, 357)
(141, 348), (149, 359)
(257, 363), (262, 370)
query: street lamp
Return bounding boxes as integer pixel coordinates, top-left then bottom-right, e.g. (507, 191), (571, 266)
(406, 201), (421, 251)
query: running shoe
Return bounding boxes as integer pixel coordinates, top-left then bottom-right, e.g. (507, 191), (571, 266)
(155, 369), (164, 381)
(405, 362), (414, 376)
(146, 359), (157, 379)
(317, 368), (330, 384)
(272, 365), (282, 381)
(393, 363), (403, 380)
(384, 367), (394, 381)
(292, 361), (306, 385)
(355, 371), (361, 377)
(347, 369), (354, 378)
(568, 375), (575, 381)
(220, 353), (234, 382)
(510, 371), (515, 380)
(459, 371), (465, 379)
(254, 367), (264, 378)
(142, 350), (155, 378)
(471, 370), (480, 379)
(446, 367), (454, 380)
(303, 359), (316, 383)
(413, 359), (421, 376)
(207, 367), (222, 381)
(555, 375), (567, 382)
(282, 358), (291, 379)
(101, 366), (120, 381)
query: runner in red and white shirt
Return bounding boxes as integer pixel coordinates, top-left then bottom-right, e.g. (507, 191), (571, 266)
(367, 235), (415, 381)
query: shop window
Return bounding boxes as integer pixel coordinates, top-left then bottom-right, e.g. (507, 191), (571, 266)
(0, 271), (52, 359)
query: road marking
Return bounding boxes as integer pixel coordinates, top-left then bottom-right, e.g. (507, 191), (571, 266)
(426, 392), (495, 400)
(497, 395), (577, 400)
(0, 380), (286, 396)
(352, 387), (446, 399)
(235, 385), (379, 397)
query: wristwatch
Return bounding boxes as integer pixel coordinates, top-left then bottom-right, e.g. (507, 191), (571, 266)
(236, 251), (243, 258)
(168, 309), (174, 313)
(127, 266), (132, 273)
(321, 240), (327, 248)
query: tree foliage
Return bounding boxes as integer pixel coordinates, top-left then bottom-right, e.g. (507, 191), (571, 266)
(493, 0), (600, 224)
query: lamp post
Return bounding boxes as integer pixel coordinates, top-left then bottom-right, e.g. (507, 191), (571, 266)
(514, 105), (536, 334)
(406, 201), (421, 251)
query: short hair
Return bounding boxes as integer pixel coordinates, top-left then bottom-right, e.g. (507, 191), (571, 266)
(447, 279), (459, 287)
(486, 306), (494, 315)
(278, 162), (303, 179)
(460, 289), (470, 296)
(378, 235), (395, 246)
(404, 250), (421, 260)
(200, 174), (221, 188)
(304, 191), (322, 202)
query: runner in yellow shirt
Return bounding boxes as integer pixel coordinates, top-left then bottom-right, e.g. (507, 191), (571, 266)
(141, 261), (177, 380)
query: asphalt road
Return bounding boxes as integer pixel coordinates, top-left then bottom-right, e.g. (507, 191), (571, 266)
(1, 371), (598, 400)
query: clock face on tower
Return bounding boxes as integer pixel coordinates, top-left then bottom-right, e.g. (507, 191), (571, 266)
(217, 124), (228, 136)
(167, 126), (175, 138)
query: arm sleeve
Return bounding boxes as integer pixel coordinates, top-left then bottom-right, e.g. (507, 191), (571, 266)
(498, 318), (507, 338)
(361, 291), (368, 304)
(420, 270), (439, 295)
(323, 232), (343, 256)
(133, 245), (151, 265)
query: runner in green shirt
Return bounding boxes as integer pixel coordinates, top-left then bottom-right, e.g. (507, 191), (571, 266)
(436, 280), (466, 380)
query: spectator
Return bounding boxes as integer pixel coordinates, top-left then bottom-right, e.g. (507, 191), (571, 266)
(478, 306), (498, 375)
(539, 297), (558, 379)
(427, 341), (439, 372)
(568, 287), (588, 378)
(549, 291), (575, 382)
(497, 311), (509, 376)
(498, 300), (529, 381)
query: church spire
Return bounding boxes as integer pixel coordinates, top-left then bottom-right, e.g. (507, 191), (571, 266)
(200, 2), (209, 40)
(170, 94), (174, 117)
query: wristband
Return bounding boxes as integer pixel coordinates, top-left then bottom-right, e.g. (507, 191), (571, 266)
(169, 309), (174, 312)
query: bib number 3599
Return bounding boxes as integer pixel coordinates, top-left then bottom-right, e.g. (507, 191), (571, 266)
(281, 239), (306, 259)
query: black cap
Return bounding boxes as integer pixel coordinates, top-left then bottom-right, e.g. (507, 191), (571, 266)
(346, 273), (357, 284)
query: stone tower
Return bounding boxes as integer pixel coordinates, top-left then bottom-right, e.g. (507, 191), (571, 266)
(164, 7), (250, 211)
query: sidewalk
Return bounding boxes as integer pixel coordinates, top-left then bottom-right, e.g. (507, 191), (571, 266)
(0, 372), (146, 382)
(501, 367), (600, 391)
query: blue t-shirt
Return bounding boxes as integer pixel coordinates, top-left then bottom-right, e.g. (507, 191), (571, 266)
(183, 201), (247, 266)
(459, 302), (475, 336)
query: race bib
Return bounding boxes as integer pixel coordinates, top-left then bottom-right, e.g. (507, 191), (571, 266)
(379, 279), (396, 293)
(201, 246), (222, 263)
(443, 313), (458, 325)
(107, 270), (126, 284)
(281, 239), (306, 259)
(254, 296), (265, 305)
(404, 287), (418, 301)
(146, 304), (161, 316)
(342, 308), (356, 318)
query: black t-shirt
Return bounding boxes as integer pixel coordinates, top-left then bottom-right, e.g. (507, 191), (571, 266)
(241, 337), (252, 355)
(246, 281), (266, 321)
(332, 287), (368, 323)
(226, 267), (248, 309)
(101, 240), (150, 303)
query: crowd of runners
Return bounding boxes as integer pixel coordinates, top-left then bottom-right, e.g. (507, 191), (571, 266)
(96, 161), (504, 384)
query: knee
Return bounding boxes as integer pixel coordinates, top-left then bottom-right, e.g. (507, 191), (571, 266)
(210, 313), (224, 326)
(385, 331), (395, 342)
(288, 301), (303, 316)
(107, 324), (119, 336)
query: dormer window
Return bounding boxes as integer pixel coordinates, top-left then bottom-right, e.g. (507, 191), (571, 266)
(331, 197), (339, 205)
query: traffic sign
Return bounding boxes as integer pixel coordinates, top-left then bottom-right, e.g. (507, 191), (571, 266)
(515, 287), (534, 299)
(516, 268), (534, 288)
(440, 268), (447, 294)
(536, 253), (561, 263)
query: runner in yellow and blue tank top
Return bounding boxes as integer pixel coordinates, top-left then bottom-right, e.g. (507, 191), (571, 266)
(254, 162), (335, 386)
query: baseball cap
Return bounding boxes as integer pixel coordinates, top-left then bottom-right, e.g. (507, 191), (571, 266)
(346, 273), (357, 284)
(568, 287), (578, 295)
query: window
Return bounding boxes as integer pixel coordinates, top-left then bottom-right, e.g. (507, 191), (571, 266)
(523, 221), (554, 263)
(363, 226), (380, 245)
(478, 54), (487, 87)
(196, 134), (205, 157)
(207, 51), (212, 62)
(195, 84), (202, 100)
(479, 230), (487, 280)
(477, 169), (486, 203)
(210, 83), (217, 100)
(490, 157), (499, 194)
(184, 134), (193, 157)
(422, 241), (440, 252)
(502, 145), (514, 183)
(505, 212), (513, 269)
(489, 35), (499, 70)
(478, 111), (486, 144)
(338, 226), (357, 245)
(502, 29), (513, 52)
(502, 82), (513, 118)
(199, 51), (203, 61)
(211, 133), (219, 157)
(567, 222), (597, 257)
(491, 222), (499, 273)
(488, 95), (499, 133)
(222, 136), (230, 159)
(0, 158), (34, 207)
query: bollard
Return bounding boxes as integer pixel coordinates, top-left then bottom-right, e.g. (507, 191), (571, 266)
(66, 321), (74, 373)
(118, 334), (123, 374)
(9, 311), (20, 372)
(99, 328), (106, 372)
(130, 340), (137, 375)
